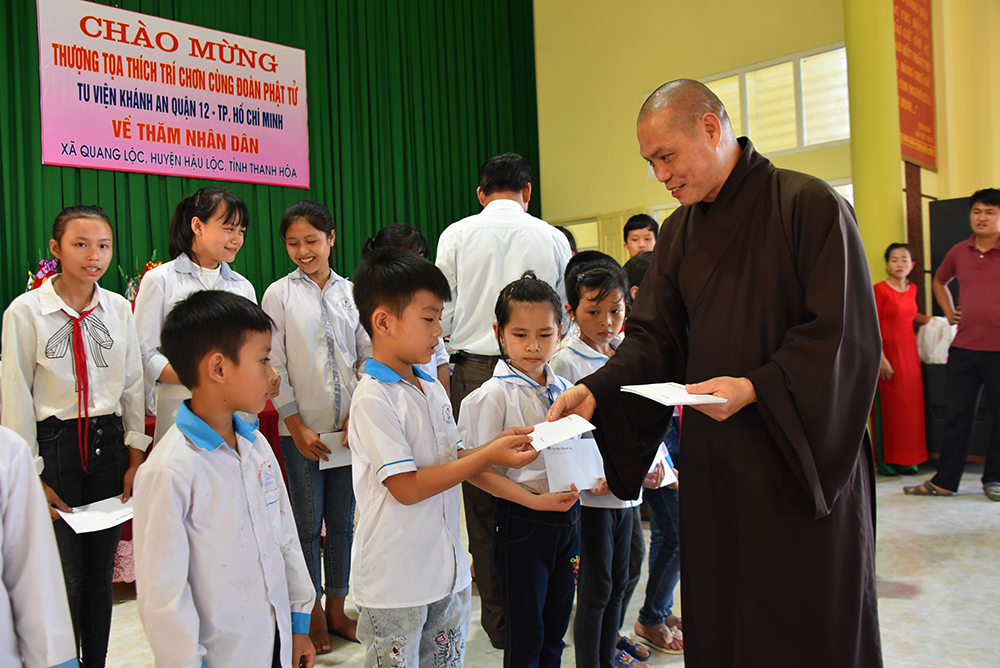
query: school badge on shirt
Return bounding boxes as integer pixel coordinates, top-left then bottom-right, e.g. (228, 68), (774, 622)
(442, 404), (455, 426)
(257, 459), (277, 489)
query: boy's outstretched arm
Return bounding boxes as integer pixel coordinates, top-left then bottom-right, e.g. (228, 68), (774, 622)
(469, 467), (580, 512)
(383, 427), (536, 506)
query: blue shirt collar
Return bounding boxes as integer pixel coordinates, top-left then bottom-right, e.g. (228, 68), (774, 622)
(176, 400), (259, 451)
(174, 252), (239, 281)
(365, 358), (435, 384)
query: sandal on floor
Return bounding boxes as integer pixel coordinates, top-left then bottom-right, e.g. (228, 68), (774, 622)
(984, 482), (1000, 502)
(613, 649), (649, 668)
(634, 623), (684, 655)
(617, 635), (651, 660)
(903, 481), (953, 496)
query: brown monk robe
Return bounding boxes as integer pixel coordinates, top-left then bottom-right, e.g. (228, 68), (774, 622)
(549, 81), (883, 666)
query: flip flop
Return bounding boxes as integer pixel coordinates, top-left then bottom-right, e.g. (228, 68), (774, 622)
(903, 481), (954, 496)
(634, 624), (684, 655)
(617, 635), (651, 660)
(613, 648), (649, 668)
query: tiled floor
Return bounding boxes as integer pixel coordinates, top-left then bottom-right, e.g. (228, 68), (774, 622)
(106, 464), (1000, 667)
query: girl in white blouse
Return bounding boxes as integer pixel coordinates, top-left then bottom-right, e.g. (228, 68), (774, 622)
(132, 187), (257, 443)
(1, 205), (150, 668)
(262, 200), (371, 652)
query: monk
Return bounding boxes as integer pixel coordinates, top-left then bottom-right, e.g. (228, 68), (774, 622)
(548, 79), (883, 667)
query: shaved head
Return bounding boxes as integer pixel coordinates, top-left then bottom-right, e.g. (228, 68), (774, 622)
(639, 79), (734, 137)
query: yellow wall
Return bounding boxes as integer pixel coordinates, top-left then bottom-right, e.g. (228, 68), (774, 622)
(533, 0), (848, 225)
(534, 0), (1000, 279)
(929, 0), (1000, 201)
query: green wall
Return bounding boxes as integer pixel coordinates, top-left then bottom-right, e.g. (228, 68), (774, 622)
(0, 0), (540, 308)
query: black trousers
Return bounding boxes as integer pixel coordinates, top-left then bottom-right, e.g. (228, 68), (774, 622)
(450, 353), (503, 643)
(38, 414), (128, 668)
(931, 347), (1000, 492)
(495, 497), (580, 668)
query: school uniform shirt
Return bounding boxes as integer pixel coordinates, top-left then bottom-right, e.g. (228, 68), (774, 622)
(262, 269), (372, 435)
(133, 402), (314, 668)
(348, 360), (471, 609)
(1, 278), (151, 473)
(0, 427), (78, 668)
(132, 254), (257, 442)
(435, 199), (573, 356)
(458, 359), (571, 495)
(551, 334), (642, 509)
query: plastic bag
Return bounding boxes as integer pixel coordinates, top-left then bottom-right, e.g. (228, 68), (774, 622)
(917, 316), (957, 364)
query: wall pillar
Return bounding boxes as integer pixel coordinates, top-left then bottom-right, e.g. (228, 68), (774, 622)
(844, 0), (904, 278)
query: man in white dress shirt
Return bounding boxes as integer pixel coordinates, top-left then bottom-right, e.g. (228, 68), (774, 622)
(434, 152), (572, 647)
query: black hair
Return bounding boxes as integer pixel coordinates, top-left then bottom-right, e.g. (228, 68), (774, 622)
(623, 251), (653, 313)
(479, 153), (531, 196)
(494, 271), (564, 358)
(160, 290), (273, 390)
(555, 226), (577, 254)
(970, 188), (1000, 209)
(623, 251), (653, 291)
(564, 258), (629, 313)
(623, 214), (659, 242)
(279, 200), (336, 268)
(352, 247), (451, 337)
(51, 205), (112, 273)
(565, 250), (619, 281)
(362, 223), (430, 259)
(168, 186), (249, 262)
(883, 243), (914, 263)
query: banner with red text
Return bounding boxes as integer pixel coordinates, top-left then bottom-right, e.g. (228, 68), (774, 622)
(37, 0), (309, 187)
(894, 0), (936, 171)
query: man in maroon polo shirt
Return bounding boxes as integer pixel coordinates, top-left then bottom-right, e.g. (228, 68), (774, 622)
(906, 188), (1000, 500)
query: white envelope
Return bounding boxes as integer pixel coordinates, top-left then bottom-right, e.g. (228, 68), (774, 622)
(529, 415), (596, 451)
(544, 438), (606, 493)
(621, 382), (728, 407)
(318, 431), (353, 469)
(56, 496), (133, 534)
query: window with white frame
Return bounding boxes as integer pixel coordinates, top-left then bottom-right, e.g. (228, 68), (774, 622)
(704, 46), (850, 155)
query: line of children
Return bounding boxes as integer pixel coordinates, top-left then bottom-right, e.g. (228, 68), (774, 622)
(551, 256), (669, 668)
(459, 272), (582, 668)
(0, 196), (688, 668)
(347, 248), (540, 668)
(623, 251), (684, 655)
(262, 201), (372, 652)
(133, 187), (257, 443)
(1, 205), (150, 668)
(132, 290), (316, 668)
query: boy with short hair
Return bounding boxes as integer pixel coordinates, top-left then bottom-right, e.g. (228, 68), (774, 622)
(348, 247), (537, 667)
(133, 290), (315, 668)
(623, 214), (658, 257)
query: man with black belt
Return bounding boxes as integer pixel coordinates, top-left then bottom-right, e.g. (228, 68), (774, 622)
(435, 152), (572, 648)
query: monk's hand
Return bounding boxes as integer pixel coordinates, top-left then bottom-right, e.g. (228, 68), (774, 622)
(546, 384), (596, 422)
(685, 376), (756, 422)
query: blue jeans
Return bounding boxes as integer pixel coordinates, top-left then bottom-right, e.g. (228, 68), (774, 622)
(494, 497), (580, 668)
(637, 485), (680, 627)
(358, 586), (470, 668)
(38, 414), (128, 668)
(280, 435), (355, 599)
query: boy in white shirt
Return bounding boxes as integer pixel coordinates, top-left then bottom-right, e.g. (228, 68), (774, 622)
(133, 290), (315, 668)
(348, 248), (538, 667)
